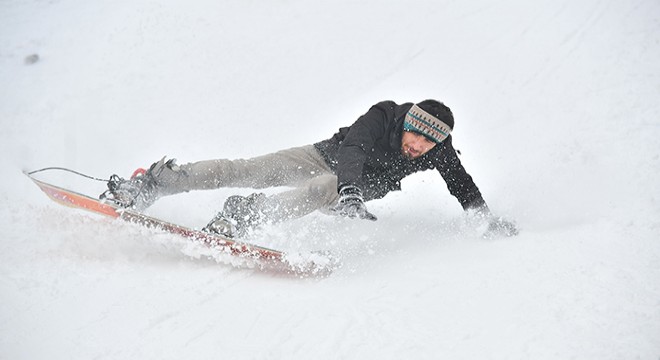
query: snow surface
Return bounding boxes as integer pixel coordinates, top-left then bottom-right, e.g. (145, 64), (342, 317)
(1, 0), (660, 359)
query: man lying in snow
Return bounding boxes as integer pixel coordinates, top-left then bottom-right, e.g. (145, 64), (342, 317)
(103, 100), (518, 238)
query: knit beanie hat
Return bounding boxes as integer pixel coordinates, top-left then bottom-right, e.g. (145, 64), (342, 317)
(403, 100), (454, 143)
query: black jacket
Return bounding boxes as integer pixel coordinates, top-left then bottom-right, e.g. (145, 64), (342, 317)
(314, 100), (487, 211)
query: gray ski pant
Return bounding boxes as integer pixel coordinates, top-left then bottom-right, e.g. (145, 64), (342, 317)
(167, 145), (339, 222)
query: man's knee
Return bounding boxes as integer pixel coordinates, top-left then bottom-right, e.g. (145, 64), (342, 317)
(306, 174), (339, 204)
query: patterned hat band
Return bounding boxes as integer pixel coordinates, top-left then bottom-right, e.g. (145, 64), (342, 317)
(403, 104), (452, 143)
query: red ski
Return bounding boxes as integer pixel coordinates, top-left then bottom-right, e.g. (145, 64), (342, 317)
(26, 171), (336, 276)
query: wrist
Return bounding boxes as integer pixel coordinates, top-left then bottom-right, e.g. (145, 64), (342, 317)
(467, 204), (491, 218)
(338, 184), (362, 197)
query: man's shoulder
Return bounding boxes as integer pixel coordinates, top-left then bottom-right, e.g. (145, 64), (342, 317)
(369, 100), (414, 119)
(371, 100), (412, 110)
(373, 100), (398, 108)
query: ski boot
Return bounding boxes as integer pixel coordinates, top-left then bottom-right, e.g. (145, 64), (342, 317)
(203, 193), (269, 238)
(100, 157), (185, 211)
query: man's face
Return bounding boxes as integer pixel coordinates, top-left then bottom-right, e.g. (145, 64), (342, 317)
(401, 131), (437, 159)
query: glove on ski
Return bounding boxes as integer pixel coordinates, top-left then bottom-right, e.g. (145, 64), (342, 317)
(333, 185), (377, 221)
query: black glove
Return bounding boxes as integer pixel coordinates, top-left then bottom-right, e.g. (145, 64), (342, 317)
(332, 185), (377, 221)
(486, 216), (519, 237)
(470, 205), (518, 238)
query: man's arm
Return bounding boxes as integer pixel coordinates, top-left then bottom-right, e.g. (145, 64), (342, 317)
(434, 136), (487, 211)
(333, 102), (392, 221)
(335, 103), (390, 189)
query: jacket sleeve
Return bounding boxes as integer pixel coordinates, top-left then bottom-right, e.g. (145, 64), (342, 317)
(434, 137), (488, 211)
(335, 103), (390, 190)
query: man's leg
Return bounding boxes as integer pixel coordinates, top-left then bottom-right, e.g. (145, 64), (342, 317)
(105, 145), (335, 211)
(205, 173), (339, 237)
(262, 173), (340, 222)
(158, 145), (333, 194)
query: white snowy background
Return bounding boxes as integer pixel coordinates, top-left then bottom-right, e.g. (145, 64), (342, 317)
(1, 0), (659, 359)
